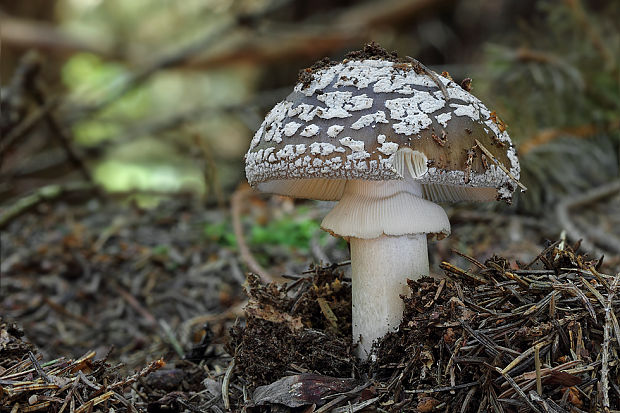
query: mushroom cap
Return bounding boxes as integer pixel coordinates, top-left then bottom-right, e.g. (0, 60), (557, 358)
(245, 57), (520, 203)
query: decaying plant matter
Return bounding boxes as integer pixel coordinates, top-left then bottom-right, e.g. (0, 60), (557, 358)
(372, 241), (620, 412)
(3, 238), (619, 412)
(0, 318), (164, 412)
(231, 240), (620, 412)
(229, 265), (356, 388)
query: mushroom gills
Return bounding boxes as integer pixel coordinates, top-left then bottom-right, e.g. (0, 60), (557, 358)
(320, 179), (450, 240)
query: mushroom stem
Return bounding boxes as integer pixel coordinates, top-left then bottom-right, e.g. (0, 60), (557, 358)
(321, 178), (450, 358)
(351, 234), (428, 358)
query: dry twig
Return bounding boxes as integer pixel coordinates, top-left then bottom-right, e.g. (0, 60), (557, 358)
(231, 185), (274, 283)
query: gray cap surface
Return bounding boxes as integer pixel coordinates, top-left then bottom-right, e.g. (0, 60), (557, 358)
(245, 58), (520, 203)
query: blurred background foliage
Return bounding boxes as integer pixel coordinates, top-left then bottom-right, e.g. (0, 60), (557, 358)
(1, 0), (619, 260)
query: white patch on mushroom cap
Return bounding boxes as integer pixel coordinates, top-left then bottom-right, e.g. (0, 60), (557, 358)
(339, 137), (366, 152)
(276, 145), (296, 160)
(316, 91), (353, 119)
(315, 91), (374, 119)
(333, 60), (394, 89)
(288, 103), (318, 122)
(262, 147), (274, 160)
(261, 100), (294, 144)
(317, 106), (350, 119)
(447, 85), (478, 103)
(350, 111), (388, 130)
(435, 112), (451, 127)
(450, 102), (480, 121)
(383, 91), (445, 136)
(506, 145), (521, 180)
(295, 144), (307, 155)
(376, 134), (399, 156)
(249, 125), (264, 150)
(327, 125), (345, 138)
(371, 67), (450, 94)
(300, 124), (320, 137)
(297, 68), (337, 96)
(478, 105), (491, 119)
(310, 142), (338, 156)
(384, 99), (430, 136)
(419, 95), (446, 114)
(344, 94), (373, 111)
(497, 185), (513, 200)
(283, 122), (302, 137)
(373, 76), (406, 94)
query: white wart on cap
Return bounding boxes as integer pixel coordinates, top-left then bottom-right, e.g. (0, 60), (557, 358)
(245, 56), (520, 204)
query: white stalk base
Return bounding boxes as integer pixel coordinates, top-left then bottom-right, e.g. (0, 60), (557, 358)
(351, 234), (428, 358)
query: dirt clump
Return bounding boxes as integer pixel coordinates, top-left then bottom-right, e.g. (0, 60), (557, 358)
(229, 267), (355, 388)
(298, 41), (418, 88)
(344, 41), (400, 62)
(0, 317), (35, 368)
(228, 266), (356, 388)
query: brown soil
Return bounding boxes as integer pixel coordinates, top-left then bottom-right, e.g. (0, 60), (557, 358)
(0, 318), (36, 368)
(229, 269), (355, 388)
(344, 41), (400, 62)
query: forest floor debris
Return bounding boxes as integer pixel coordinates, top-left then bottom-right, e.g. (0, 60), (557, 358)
(227, 240), (620, 412)
(2, 199), (620, 411)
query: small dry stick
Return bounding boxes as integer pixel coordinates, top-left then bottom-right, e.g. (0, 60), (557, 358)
(404, 381), (478, 394)
(405, 56), (450, 100)
(74, 391), (115, 413)
(331, 397), (379, 413)
(535, 344), (542, 396)
(222, 358), (235, 411)
(317, 297), (339, 330)
(27, 352), (51, 384)
(501, 340), (552, 374)
(231, 186), (274, 283)
(57, 374), (79, 413)
(494, 367), (543, 413)
(109, 359), (165, 391)
(461, 386), (477, 413)
(445, 333), (467, 376)
(452, 249), (487, 270)
(474, 139), (527, 192)
(580, 276), (607, 307)
(434, 279), (446, 301)
(440, 262), (488, 284)
(549, 291), (556, 319)
(601, 277), (619, 411)
(314, 394), (348, 413)
(112, 283), (157, 327)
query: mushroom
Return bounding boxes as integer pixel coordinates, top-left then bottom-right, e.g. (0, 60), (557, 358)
(245, 44), (521, 357)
